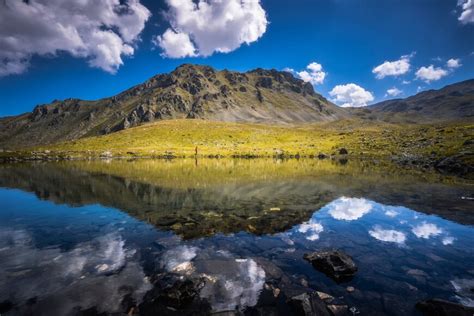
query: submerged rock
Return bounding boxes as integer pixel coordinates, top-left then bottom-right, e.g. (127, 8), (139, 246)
(138, 273), (211, 315)
(303, 250), (357, 282)
(416, 298), (474, 316)
(288, 292), (331, 316)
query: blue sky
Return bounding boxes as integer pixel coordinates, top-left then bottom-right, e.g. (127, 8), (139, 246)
(0, 0), (473, 116)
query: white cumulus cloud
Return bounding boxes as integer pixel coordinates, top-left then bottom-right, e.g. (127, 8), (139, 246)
(0, 0), (151, 76)
(329, 84), (375, 108)
(458, 0), (474, 24)
(154, 29), (196, 58)
(327, 197), (373, 221)
(372, 54), (413, 79)
(386, 87), (403, 97)
(412, 222), (443, 239)
(156, 0), (268, 58)
(369, 226), (406, 244)
(415, 65), (448, 83)
(447, 58), (462, 69)
(297, 62), (326, 85)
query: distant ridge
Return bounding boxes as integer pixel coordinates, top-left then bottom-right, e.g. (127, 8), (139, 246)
(360, 79), (474, 123)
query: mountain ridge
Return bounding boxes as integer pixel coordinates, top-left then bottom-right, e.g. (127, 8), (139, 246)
(0, 64), (346, 149)
(0, 64), (473, 150)
(363, 78), (474, 123)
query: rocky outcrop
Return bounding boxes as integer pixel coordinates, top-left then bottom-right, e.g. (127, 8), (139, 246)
(303, 250), (358, 282)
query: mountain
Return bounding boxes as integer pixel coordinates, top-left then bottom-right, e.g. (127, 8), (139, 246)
(0, 64), (346, 149)
(360, 79), (474, 123)
(1, 65), (472, 150)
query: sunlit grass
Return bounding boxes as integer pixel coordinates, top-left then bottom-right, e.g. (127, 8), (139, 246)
(35, 119), (472, 162)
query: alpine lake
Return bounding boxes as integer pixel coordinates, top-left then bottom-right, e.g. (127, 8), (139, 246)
(0, 158), (473, 316)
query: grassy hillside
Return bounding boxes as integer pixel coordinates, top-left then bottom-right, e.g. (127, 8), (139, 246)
(27, 119), (472, 163)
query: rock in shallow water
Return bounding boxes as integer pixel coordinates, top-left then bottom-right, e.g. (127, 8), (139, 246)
(288, 292), (331, 316)
(303, 250), (357, 282)
(138, 273), (211, 315)
(416, 298), (474, 316)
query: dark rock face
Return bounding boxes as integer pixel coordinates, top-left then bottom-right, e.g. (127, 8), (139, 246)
(303, 250), (357, 282)
(288, 292), (331, 316)
(143, 110), (156, 122)
(256, 89), (264, 103)
(302, 82), (315, 96)
(224, 71), (248, 85)
(31, 105), (49, 121)
(256, 77), (273, 89)
(416, 298), (474, 316)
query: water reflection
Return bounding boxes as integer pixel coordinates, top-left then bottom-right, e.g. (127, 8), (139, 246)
(0, 160), (473, 315)
(0, 227), (151, 315)
(327, 197), (373, 221)
(369, 226), (406, 244)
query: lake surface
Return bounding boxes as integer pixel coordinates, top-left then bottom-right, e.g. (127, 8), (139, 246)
(0, 159), (473, 315)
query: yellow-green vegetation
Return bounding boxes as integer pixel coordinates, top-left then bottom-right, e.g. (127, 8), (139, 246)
(35, 119), (473, 161)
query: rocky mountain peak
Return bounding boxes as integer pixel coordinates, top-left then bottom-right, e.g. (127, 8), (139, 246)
(0, 64), (346, 149)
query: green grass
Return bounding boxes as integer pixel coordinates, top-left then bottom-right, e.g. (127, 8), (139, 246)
(31, 119), (472, 162)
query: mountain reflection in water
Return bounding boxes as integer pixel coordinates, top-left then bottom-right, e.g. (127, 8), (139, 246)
(0, 159), (473, 315)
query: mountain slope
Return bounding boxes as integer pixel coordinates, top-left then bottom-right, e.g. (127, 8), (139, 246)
(360, 79), (474, 123)
(0, 64), (346, 149)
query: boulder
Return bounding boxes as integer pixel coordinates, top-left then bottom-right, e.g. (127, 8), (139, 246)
(120, 117), (131, 130)
(303, 250), (357, 282)
(100, 151), (113, 158)
(288, 292), (331, 316)
(220, 85), (231, 96)
(338, 148), (348, 155)
(416, 299), (474, 316)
